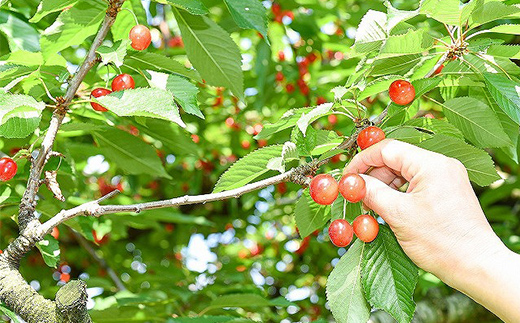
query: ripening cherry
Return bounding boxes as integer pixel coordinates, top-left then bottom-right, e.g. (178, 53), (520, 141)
(357, 126), (386, 150)
(90, 88), (111, 112)
(353, 214), (379, 242)
(241, 140), (251, 150)
(424, 113), (435, 119)
(0, 157), (17, 182)
(129, 24), (152, 50)
(309, 174), (339, 205)
(339, 173), (366, 203)
(286, 83), (295, 93)
(317, 96), (327, 105)
(328, 219), (353, 247)
(111, 74), (135, 91)
(275, 71), (284, 82)
(389, 80), (416, 106)
(328, 114), (337, 125)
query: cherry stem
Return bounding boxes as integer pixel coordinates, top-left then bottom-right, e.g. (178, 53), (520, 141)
(122, 8), (139, 25)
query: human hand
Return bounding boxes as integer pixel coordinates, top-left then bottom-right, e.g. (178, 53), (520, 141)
(343, 139), (506, 288)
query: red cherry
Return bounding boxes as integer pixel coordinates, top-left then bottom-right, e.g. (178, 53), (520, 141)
(129, 24), (152, 50)
(0, 157), (17, 181)
(283, 10), (294, 20)
(286, 83), (295, 93)
(51, 227), (60, 240)
(328, 114), (337, 125)
(357, 126), (386, 150)
(278, 51), (285, 61)
(328, 219), (353, 247)
(257, 139), (268, 147)
(241, 140), (251, 149)
(111, 74), (135, 92)
(165, 223), (174, 233)
(191, 134), (200, 143)
(307, 52), (318, 63)
(353, 214), (379, 242)
(309, 174), (339, 205)
(276, 182), (287, 194)
(275, 71), (284, 82)
(317, 96), (327, 105)
(389, 80), (416, 106)
(295, 236), (310, 255)
(60, 273), (71, 283)
(90, 88), (111, 112)
(339, 173), (366, 203)
(271, 3), (282, 15)
(433, 64), (444, 75)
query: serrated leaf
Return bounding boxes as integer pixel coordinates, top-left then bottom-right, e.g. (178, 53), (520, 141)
(93, 128), (172, 179)
(419, 0), (475, 26)
(353, 10), (388, 54)
(358, 75), (401, 101)
(362, 225), (418, 323)
(385, 1), (419, 33)
(266, 141), (298, 173)
(386, 127), (433, 144)
(379, 29), (434, 57)
(403, 118), (464, 139)
(224, 0), (269, 42)
(418, 134), (500, 186)
(441, 97), (510, 148)
(0, 10), (40, 52)
(136, 119), (198, 156)
(94, 88), (186, 127)
(294, 190), (331, 238)
(326, 240), (371, 323)
(483, 73), (520, 125)
(311, 130), (342, 155)
(487, 44), (520, 59)
(174, 8), (244, 100)
(255, 107), (313, 139)
(469, 1), (520, 28)
(96, 39), (128, 67)
(30, 0), (78, 22)
(331, 195), (362, 222)
(213, 145), (283, 192)
(40, 0), (106, 58)
(125, 51), (201, 82)
(36, 235), (61, 268)
(371, 54), (423, 76)
(297, 103), (334, 135)
(0, 90), (45, 138)
(154, 0), (209, 15)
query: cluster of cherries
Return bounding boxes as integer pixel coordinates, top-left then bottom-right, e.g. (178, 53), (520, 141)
(308, 126), (386, 247)
(90, 24), (152, 112)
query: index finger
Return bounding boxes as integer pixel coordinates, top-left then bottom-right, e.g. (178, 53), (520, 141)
(344, 139), (442, 182)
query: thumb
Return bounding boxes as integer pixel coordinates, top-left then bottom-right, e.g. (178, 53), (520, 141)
(359, 174), (408, 225)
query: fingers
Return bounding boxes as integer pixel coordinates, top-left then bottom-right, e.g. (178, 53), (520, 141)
(344, 139), (440, 182)
(359, 174), (408, 226)
(366, 166), (407, 190)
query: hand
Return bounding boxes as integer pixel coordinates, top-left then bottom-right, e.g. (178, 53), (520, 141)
(344, 139), (520, 322)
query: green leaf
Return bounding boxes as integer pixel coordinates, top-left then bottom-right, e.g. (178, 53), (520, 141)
(358, 75), (401, 101)
(385, 2), (419, 33)
(96, 39), (129, 68)
(485, 24), (520, 35)
(310, 130), (342, 155)
(224, 0), (269, 42)
(331, 195), (362, 222)
(483, 73), (520, 125)
(148, 71), (203, 118)
(135, 119), (198, 156)
(403, 118), (464, 139)
(154, 0), (209, 15)
(379, 29), (434, 57)
(255, 107), (313, 139)
(93, 128), (172, 179)
(30, 0), (78, 22)
(418, 134), (500, 186)
(111, 0), (147, 41)
(213, 145), (283, 193)
(362, 225), (418, 323)
(353, 10), (387, 54)
(209, 293), (285, 308)
(297, 103), (333, 135)
(469, 1), (520, 28)
(40, 0), (106, 58)
(326, 240), (371, 323)
(441, 97), (511, 148)
(0, 10), (40, 52)
(371, 54), (423, 76)
(266, 141), (298, 173)
(386, 127), (433, 144)
(294, 190), (331, 238)
(174, 8), (244, 100)
(487, 44), (520, 59)
(94, 88), (186, 128)
(0, 90), (45, 138)
(36, 235), (61, 268)
(419, 0), (477, 26)
(125, 51), (202, 82)
(170, 317), (248, 323)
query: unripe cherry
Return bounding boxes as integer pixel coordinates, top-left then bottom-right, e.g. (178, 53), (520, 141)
(309, 174), (339, 205)
(339, 173), (366, 203)
(389, 79), (415, 106)
(0, 157), (17, 181)
(90, 88), (111, 112)
(129, 24), (152, 50)
(328, 219), (353, 247)
(357, 126), (386, 150)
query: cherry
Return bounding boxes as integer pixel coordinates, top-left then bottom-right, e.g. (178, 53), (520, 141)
(309, 174), (339, 205)
(241, 140), (251, 149)
(295, 236), (310, 255)
(111, 74), (135, 91)
(328, 219), (353, 247)
(191, 134), (200, 143)
(357, 126), (386, 150)
(129, 24), (152, 50)
(60, 273), (71, 283)
(275, 71), (284, 82)
(276, 182), (287, 194)
(90, 88), (111, 112)
(286, 83), (295, 93)
(328, 114), (337, 125)
(257, 139), (268, 147)
(277, 51), (285, 61)
(0, 157), (17, 181)
(51, 227), (60, 240)
(389, 79), (416, 106)
(433, 64), (444, 75)
(317, 96), (327, 105)
(92, 230), (109, 245)
(271, 3), (282, 15)
(353, 214), (379, 242)
(424, 113), (435, 119)
(339, 173), (366, 203)
(168, 36), (184, 48)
